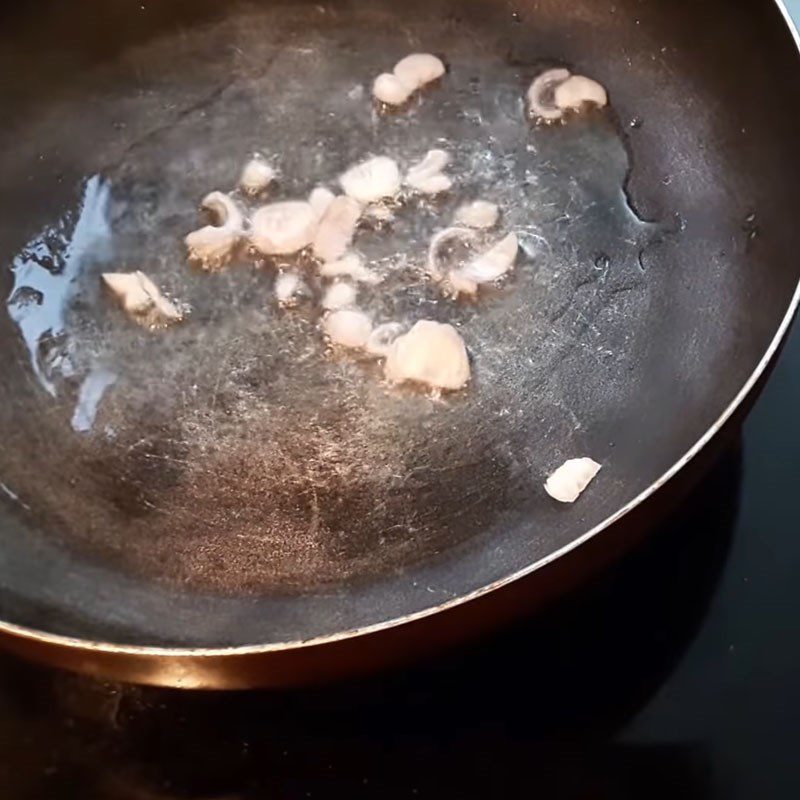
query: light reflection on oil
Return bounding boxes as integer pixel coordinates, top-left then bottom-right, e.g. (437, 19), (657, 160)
(6, 175), (112, 397)
(70, 366), (118, 433)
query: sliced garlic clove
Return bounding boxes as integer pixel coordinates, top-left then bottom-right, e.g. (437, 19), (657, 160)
(410, 174), (453, 195)
(201, 191), (244, 229)
(239, 155), (276, 196)
(544, 457), (601, 503)
(323, 309), (373, 348)
(309, 186), (336, 220)
(319, 253), (381, 284)
(339, 156), (401, 204)
(185, 191), (244, 269)
(102, 271), (183, 329)
(457, 232), (518, 283)
(185, 226), (241, 269)
(453, 200), (499, 229)
(406, 149), (450, 180)
(384, 320), (470, 391)
(365, 321), (405, 357)
(251, 201), (317, 256)
(373, 72), (412, 106)
(393, 53), (445, 90)
(322, 281), (358, 310)
(554, 75), (608, 110)
(405, 149), (452, 195)
(447, 270), (479, 296)
(527, 67), (571, 121)
(312, 195), (362, 262)
(426, 226), (479, 279)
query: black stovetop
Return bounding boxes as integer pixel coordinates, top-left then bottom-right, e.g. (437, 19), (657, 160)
(0, 339), (798, 799)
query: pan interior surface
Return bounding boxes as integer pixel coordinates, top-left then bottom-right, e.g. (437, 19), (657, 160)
(0, 0), (798, 649)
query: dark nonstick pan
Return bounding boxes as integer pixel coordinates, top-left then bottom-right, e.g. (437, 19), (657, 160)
(0, 0), (798, 688)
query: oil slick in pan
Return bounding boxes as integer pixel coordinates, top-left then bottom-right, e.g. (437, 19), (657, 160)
(70, 366), (117, 433)
(5, 175), (117, 431)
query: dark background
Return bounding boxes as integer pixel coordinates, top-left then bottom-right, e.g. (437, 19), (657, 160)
(0, 318), (797, 799)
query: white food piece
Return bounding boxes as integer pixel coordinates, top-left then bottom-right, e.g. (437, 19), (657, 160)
(411, 173), (452, 195)
(373, 53), (445, 106)
(405, 149), (452, 195)
(185, 191), (244, 268)
(384, 320), (470, 391)
(102, 271), (183, 328)
(323, 309), (373, 348)
(319, 253), (380, 284)
(447, 271), (479, 296)
(393, 53), (445, 91)
(309, 187), (336, 220)
(239, 156), (276, 195)
(365, 321), (405, 357)
(312, 195), (362, 262)
(274, 271), (304, 305)
(322, 281), (358, 310)
(544, 457), (601, 503)
(456, 232), (518, 284)
(406, 149), (449, 179)
(527, 67), (571, 121)
(339, 156), (401, 204)
(373, 73), (412, 106)
(251, 201), (317, 255)
(554, 75), (608, 111)
(454, 200), (499, 229)
(426, 226), (478, 279)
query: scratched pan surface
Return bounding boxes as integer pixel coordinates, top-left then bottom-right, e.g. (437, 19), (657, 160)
(0, 0), (798, 654)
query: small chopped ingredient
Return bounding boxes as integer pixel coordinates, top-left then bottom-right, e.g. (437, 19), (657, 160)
(373, 73), (412, 106)
(527, 67), (571, 121)
(312, 195), (362, 262)
(322, 281), (358, 310)
(239, 155), (276, 195)
(251, 201), (317, 256)
(454, 200), (499, 229)
(448, 271), (478, 296)
(102, 271), (183, 329)
(185, 191), (244, 269)
(544, 457), (601, 503)
(554, 75), (608, 111)
(366, 321), (405, 357)
(309, 186), (336, 220)
(392, 53), (445, 92)
(405, 149), (452, 195)
(372, 53), (445, 107)
(384, 320), (470, 391)
(274, 271), (305, 306)
(323, 309), (373, 348)
(339, 156), (401, 204)
(453, 232), (518, 288)
(319, 253), (380, 284)
(426, 226), (479, 279)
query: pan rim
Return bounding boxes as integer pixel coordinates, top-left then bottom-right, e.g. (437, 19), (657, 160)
(1, 0), (799, 661)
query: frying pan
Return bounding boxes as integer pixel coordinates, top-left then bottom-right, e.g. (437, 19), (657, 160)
(0, 0), (798, 689)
